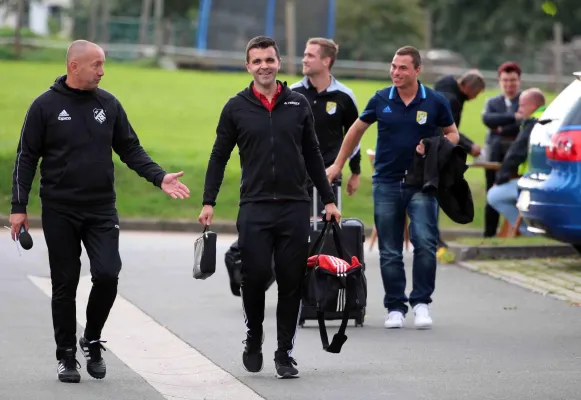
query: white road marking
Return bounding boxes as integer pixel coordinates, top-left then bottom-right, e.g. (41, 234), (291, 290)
(28, 275), (264, 400)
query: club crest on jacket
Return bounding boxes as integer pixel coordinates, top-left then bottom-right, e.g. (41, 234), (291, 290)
(94, 108), (106, 124)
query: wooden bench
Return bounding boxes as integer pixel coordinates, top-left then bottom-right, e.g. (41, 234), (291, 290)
(467, 161), (522, 238)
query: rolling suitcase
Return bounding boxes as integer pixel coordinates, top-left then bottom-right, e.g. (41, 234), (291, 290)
(299, 182), (367, 327)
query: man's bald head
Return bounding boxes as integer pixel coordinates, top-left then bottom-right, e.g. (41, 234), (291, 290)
(66, 40), (103, 63)
(64, 40), (105, 91)
(521, 88), (545, 107)
(518, 88), (545, 119)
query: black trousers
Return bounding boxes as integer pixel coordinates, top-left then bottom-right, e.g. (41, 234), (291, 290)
(41, 204), (122, 360)
(484, 169), (500, 237)
(236, 200), (310, 358)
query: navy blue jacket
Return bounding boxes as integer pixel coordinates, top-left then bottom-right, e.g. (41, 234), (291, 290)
(481, 93), (522, 161)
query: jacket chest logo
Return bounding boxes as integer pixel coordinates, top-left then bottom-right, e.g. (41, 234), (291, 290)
(326, 101), (337, 115)
(58, 109), (71, 121)
(93, 108), (106, 124)
(416, 110), (427, 125)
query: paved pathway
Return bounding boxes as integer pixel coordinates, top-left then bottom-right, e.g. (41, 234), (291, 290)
(1, 228), (580, 400)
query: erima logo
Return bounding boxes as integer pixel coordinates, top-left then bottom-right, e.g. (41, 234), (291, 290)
(58, 110), (71, 121)
(285, 101), (300, 106)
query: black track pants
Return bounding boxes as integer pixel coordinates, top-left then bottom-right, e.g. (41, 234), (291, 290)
(41, 204), (122, 360)
(236, 200), (310, 358)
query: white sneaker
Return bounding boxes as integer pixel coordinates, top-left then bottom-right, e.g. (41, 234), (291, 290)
(384, 311), (404, 329)
(413, 304), (432, 329)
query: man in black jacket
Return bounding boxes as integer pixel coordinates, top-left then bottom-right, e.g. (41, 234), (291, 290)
(433, 70), (485, 252)
(487, 88), (546, 236)
(481, 61), (522, 237)
(198, 36), (340, 379)
(9, 40), (190, 383)
(290, 37), (361, 203)
(434, 70), (485, 157)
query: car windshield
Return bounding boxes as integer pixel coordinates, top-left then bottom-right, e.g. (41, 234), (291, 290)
(530, 79), (581, 145)
(558, 92), (581, 129)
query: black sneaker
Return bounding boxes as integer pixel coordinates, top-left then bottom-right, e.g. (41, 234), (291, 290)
(274, 354), (299, 379)
(242, 333), (264, 373)
(79, 337), (107, 379)
(57, 349), (81, 383)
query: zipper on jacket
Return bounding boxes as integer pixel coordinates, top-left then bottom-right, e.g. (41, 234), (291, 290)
(270, 111), (276, 199)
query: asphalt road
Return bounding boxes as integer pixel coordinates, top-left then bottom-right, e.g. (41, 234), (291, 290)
(1, 228), (580, 400)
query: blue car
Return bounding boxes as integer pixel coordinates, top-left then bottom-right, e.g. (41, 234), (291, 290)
(517, 72), (581, 251)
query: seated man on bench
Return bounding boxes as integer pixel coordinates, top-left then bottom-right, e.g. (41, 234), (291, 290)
(486, 88), (546, 236)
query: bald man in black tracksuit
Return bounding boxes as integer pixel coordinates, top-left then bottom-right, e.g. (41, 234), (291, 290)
(9, 40), (189, 384)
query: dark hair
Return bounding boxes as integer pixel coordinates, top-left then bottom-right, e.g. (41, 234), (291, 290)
(459, 69), (486, 91)
(395, 45), (421, 69)
(498, 61), (521, 77)
(245, 36), (280, 62)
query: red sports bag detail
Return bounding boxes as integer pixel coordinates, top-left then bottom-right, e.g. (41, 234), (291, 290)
(307, 254), (362, 272)
(302, 219), (367, 354)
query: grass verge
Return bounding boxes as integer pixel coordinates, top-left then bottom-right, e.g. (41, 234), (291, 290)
(463, 257), (581, 305)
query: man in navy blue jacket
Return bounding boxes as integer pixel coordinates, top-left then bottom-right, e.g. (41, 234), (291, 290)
(481, 61), (522, 237)
(327, 46), (459, 330)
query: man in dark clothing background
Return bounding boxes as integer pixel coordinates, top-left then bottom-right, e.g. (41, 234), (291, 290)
(434, 70), (486, 157)
(433, 70), (485, 251)
(9, 40), (190, 384)
(481, 61), (522, 237)
(487, 88), (546, 236)
(290, 37), (362, 210)
(198, 36), (340, 380)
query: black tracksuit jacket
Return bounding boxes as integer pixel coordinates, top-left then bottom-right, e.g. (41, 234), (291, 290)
(433, 75), (475, 153)
(203, 81), (335, 207)
(11, 75), (166, 213)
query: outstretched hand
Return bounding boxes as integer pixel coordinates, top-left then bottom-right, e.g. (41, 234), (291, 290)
(161, 171), (190, 199)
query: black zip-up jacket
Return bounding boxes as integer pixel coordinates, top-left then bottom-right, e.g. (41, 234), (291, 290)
(10, 75), (166, 213)
(202, 81), (335, 207)
(290, 76), (361, 175)
(495, 117), (537, 185)
(404, 136), (474, 225)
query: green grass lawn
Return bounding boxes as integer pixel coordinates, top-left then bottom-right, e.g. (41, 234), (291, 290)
(0, 60), (556, 229)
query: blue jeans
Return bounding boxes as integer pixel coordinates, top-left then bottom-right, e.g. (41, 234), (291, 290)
(373, 182), (439, 315)
(487, 179), (532, 236)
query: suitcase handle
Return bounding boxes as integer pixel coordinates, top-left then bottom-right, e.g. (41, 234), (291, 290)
(312, 181), (341, 231)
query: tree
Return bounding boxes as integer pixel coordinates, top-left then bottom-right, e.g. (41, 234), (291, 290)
(427, 0), (581, 70)
(335, 0), (425, 62)
(0, 0), (27, 58)
(138, 0), (153, 46)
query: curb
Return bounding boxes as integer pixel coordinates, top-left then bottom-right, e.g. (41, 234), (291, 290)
(456, 261), (581, 306)
(448, 242), (578, 262)
(0, 214), (483, 238)
(0, 215), (240, 235)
